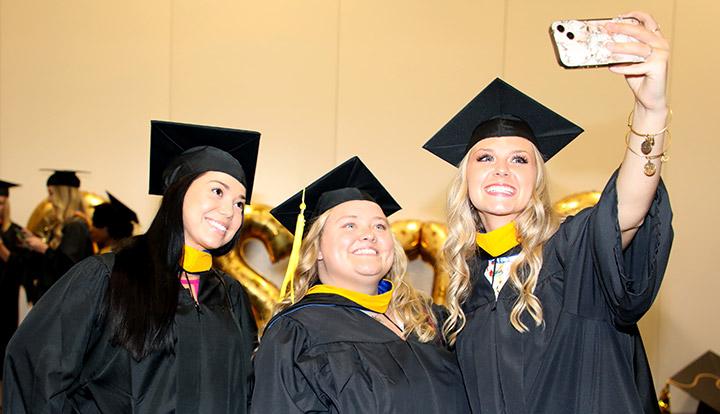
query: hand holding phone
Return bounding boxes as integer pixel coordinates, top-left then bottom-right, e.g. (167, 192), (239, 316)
(550, 17), (644, 68)
(21, 228), (48, 253)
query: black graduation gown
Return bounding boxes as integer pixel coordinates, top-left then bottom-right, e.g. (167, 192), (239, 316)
(456, 171), (673, 414)
(0, 222), (31, 378)
(26, 217), (94, 302)
(3, 253), (257, 414)
(251, 293), (471, 414)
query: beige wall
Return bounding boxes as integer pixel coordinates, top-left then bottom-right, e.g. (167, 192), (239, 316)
(1, 1), (717, 410)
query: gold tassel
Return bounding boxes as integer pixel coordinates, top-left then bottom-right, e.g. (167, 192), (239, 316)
(279, 189), (306, 303)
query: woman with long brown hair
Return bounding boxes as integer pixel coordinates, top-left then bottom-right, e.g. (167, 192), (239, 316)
(251, 157), (470, 413)
(424, 12), (673, 414)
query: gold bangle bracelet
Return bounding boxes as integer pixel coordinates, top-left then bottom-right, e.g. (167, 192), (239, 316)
(626, 108), (673, 138)
(625, 129), (671, 176)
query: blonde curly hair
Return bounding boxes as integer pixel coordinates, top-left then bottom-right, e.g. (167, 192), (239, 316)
(442, 145), (559, 345)
(274, 207), (438, 343)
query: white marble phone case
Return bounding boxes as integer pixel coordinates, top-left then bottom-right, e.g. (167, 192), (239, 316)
(550, 17), (645, 68)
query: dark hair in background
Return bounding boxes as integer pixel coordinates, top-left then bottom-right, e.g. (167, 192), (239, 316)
(92, 204), (134, 240)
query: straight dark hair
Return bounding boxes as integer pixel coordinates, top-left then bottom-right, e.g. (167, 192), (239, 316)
(105, 172), (244, 360)
(103, 173), (199, 360)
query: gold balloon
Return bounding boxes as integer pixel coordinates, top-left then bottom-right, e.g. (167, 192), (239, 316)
(553, 191), (601, 218)
(26, 191), (106, 236)
(214, 204), (291, 329)
(419, 222), (449, 305)
(391, 220), (422, 258)
(388, 220), (449, 303)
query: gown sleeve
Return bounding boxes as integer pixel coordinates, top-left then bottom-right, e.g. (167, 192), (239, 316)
(37, 220), (94, 299)
(0, 224), (38, 305)
(55, 219), (93, 264)
(0, 223), (25, 292)
(2, 255), (110, 413)
(44, 220), (93, 273)
(251, 316), (329, 413)
(558, 169), (673, 326)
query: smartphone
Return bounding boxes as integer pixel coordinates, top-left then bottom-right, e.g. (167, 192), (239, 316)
(550, 17), (644, 68)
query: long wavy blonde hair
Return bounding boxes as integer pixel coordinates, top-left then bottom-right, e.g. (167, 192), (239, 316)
(47, 185), (88, 249)
(443, 145), (559, 345)
(273, 207), (439, 343)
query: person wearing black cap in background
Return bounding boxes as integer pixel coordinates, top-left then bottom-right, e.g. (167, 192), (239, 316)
(251, 157), (471, 414)
(21, 170), (94, 301)
(423, 12), (672, 414)
(4, 121), (260, 413)
(0, 180), (33, 383)
(91, 192), (139, 253)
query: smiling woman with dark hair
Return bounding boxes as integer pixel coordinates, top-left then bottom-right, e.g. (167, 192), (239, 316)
(4, 121), (261, 414)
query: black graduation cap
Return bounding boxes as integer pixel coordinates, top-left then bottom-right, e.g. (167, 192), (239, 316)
(0, 180), (20, 197)
(271, 156), (401, 235)
(106, 192), (139, 224)
(43, 170), (86, 188)
(149, 120), (261, 201)
(423, 77), (584, 166)
(669, 351), (720, 413)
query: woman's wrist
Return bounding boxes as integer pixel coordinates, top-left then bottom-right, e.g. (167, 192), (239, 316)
(633, 102), (669, 120)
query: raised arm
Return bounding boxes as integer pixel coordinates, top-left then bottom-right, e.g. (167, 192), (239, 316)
(606, 11), (671, 248)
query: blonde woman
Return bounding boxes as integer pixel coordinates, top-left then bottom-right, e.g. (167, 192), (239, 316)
(423, 12), (672, 414)
(251, 157), (470, 413)
(22, 170), (94, 301)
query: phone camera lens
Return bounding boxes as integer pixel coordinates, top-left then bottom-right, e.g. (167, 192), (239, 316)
(557, 25), (565, 33)
(566, 32), (575, 40)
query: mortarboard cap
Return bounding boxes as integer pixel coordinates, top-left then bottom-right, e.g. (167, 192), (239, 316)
(149, 120), (261, 201)
(0, 180), (20, 197)
(423, 77), (584, 166)
(669, 351), (720, 413)
(271, 156), (401, 235)
(43, 170), (86, 188)
(106, 192), (139, 224)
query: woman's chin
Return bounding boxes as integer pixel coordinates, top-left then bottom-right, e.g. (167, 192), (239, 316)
(352, 267), (388, 282)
